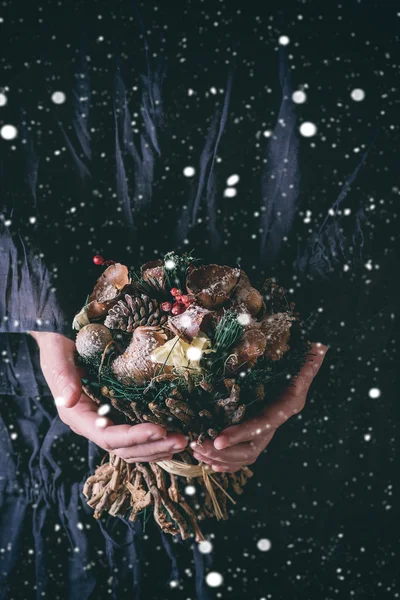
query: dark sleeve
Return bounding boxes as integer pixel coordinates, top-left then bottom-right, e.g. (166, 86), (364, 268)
(0, 223), (71, 335)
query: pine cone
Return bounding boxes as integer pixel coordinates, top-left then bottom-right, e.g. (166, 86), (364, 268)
(104, 293), (168, 332)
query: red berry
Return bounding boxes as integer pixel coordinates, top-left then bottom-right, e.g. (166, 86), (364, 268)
(93, 255), (104, 265)
(170, 288), (182, 297)
(161, 302), (173, 312)
(171, 303), (184, 315)
(181, 294), (195, 306)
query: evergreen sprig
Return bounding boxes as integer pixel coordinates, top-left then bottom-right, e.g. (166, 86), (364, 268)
(130, 270), (168, 300)
(163, 250), (199, 292)
(212, 309), (244, 354)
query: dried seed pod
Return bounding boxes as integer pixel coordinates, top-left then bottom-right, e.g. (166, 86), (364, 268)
(186, 264), (241, 309)
(226, 328), (267, 372)
(148, 402), (171, 417)
(199, 379), (214, 393)
(167, 305), (212, 343)
(112, 326), (170, 385)
(76, 323), (113, 360)
(140, 259), (165, 288)
(165, 397), (197, 426)
(255, 383), (265, 402)
(110, 397), (138, 423)
(85, 263), (130, 319)
(230, 270), (264, 317)
(198, 409), (213, 420)
(228, 473), (244, 495)
(105, 293), (168, 332)
(228, 404), (246, 425)
(207, 428), (219, 440)
(170, 388), (184, 400)
(142, 413), (171, 427)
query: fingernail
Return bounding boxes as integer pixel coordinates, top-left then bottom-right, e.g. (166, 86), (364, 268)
(172, 443), (186, 450)
(61, 384), (78, 405)
(150, 432), (166, 441)
(214, 438), (227, 450)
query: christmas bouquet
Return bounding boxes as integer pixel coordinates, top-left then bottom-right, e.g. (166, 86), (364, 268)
(73, 252), (310, 541)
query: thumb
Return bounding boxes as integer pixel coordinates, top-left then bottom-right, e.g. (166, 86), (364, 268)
(36, 333), (82, 408)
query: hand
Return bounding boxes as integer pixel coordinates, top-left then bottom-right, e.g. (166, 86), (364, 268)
(29, 332), (188, 462)
(190, 342), (329, 473)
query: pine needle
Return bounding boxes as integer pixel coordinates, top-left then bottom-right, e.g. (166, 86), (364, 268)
(214, 310), (243, 351)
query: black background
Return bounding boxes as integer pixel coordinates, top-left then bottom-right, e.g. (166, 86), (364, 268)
(0, 1), (399, 598)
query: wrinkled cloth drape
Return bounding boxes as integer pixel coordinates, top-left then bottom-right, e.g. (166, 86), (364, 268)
(0, 1), (398, 598)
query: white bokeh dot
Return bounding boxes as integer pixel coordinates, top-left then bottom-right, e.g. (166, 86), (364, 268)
(237, 313), (251, 326)
(95, 417), (109, 428)
(299, 122), (317, 137)
(223, 187), (237, 198)
(368, 388), (381, 399)
(351, 88), (365, 102)
(263, 129), (272, 138)
(198, 540), (213, 554)
(257, 538), (272, 552)
(186, 347), (202, 361)
(183, 166), (196, 177)
(184, 485), (196, 496)
(0, 92), (7, 107)
(1, 124), (17, 140)
(206, 571), (223, 587)
(97, 404), (111, 416)
(164, 259), (176, 270)
(51, 91), (66, 105)
(292, 90), (307, 104)
(278, 35), (290, 46)
(226, 174), (240, 186)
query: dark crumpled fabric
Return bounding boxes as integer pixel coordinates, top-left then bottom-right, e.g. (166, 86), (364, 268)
(0, 1), (399, 599)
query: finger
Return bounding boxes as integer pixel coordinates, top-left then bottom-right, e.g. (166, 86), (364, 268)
(101, 423), (182, 450)
(192, 453), (214, 466)
(38, 334), (82, 408)
(120, 452), (174, 464)
(114, 436), (188, 460)
(57, 393), (173, 449)
(214, 342), (329, 449)
(192, 451), (253, 467)
(191, 439), (258, 463)
(210, 463), (243, 473)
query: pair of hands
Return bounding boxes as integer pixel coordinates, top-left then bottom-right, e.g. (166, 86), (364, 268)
(30, 332), (328, 473)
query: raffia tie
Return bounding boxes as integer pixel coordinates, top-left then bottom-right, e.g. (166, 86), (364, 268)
(156, 457), (236, 520)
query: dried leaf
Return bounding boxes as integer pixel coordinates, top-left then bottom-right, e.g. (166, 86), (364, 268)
(140, 259), (165, 289)
(167, 305), (212, 343)
(260, 312), (295, 360)
(186, 264), (241, 309)
(86, 263), (130, 319)
(226, 329), (267, 372)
